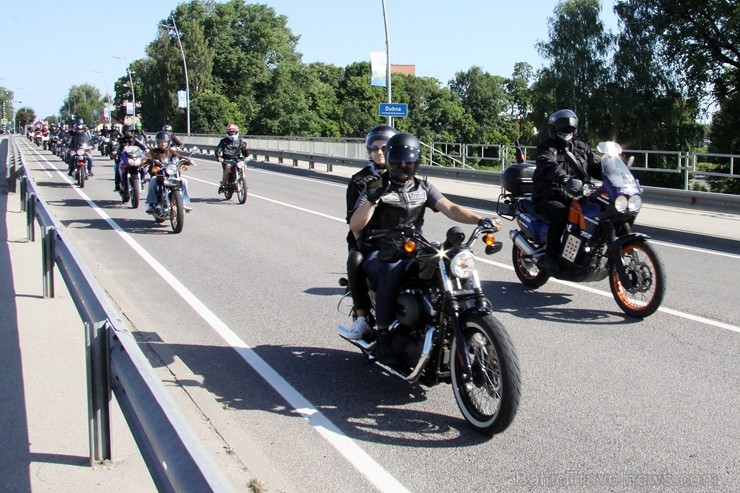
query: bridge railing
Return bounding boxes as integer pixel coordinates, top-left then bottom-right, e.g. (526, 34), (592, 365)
(5, 135), (235, 493)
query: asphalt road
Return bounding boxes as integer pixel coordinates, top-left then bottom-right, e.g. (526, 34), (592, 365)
(15, 139), (740, 493)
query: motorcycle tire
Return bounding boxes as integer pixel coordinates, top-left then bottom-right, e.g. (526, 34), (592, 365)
(130, 177), (140, 209)
(224, 183), (234, 200)
(77, 169), (85, 188)
(512, 244), (549, 288)
(609, 240), (666, 318)
(169, 191), (184, 234)
(237, 173), (248, 204)
(450, 313), (521, 436)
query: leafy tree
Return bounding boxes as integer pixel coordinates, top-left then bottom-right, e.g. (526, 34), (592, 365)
(60, 84), (102, 126)
(505, 62), (537, 142)
(533, 0), (614, 143)
(336, 62), (388, 137)
(16, 107), (36, 129)
(449, 66), (515, 144)
(189, 90), (242, 133)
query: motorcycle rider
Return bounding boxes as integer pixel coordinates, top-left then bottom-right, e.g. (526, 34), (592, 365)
(114, 124), (147, 192)
(349, 133), (491, 360)
(532, 109), (602, 273)
(161, 124), (182, 147)
(134, 121), (148, 147)
(66, 121), (94, 176)
(215, 123), (249, 194)
(144, 131), (193, 213)
(344, 124), (398, 339)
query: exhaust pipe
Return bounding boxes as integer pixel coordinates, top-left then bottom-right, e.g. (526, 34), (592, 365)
(510, 230), (538, 257)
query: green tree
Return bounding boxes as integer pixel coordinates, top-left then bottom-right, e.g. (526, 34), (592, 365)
(533, 0), (614, 143)
(449, 66), (515, 144)
(16, 107), (36, 129)
(505, 62), (536, 142)
(61, 84), (102, 126)
(336, 62), (387, 137)
(189, 90), (242, 133)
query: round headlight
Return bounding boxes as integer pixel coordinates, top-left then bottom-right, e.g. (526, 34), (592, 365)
(614, 195), (628, 213)
(166, 164), (178, 176)
(450, 251), (476, 279)
(628, 195), (642, 212)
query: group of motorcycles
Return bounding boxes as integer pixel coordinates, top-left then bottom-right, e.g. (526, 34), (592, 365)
(336, 140), (666, 437)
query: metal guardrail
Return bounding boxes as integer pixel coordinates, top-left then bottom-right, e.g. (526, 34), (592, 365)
(5, 136), (235, 493)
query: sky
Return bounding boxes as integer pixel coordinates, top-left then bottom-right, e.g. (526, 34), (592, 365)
(1, 0), (619, 121)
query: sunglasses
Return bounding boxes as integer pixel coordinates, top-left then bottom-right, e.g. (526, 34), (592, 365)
(369, 145), (386, 152)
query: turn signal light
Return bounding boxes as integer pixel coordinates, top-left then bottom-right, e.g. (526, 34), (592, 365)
(484, 234), (495, 246)
(403, 240), (417, 253)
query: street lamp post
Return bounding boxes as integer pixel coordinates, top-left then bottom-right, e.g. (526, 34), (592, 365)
(163, 17), (191, 135)
(381, 0), (392, 126)
(113, 55), (136, 122)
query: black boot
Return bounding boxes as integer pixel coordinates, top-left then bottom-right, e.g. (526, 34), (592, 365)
(374, 327), (399, 366)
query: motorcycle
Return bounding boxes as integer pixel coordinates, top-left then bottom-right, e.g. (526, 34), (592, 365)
(220, 158), (248, 204)
(147, 150), (196, 233)
(71, 145), (92, 188)
(497, 141), (666, 317)
(119, 145), (147, 208)
(40, 129), (50, 150)
(48, 134), (61, 155)
(337, 220), (521, 436)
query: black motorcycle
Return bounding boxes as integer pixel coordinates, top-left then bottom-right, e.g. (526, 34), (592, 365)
(119, 145), (147, 208)
(338, 220), (521, 436)
(220, 158), (248, 204)
(497, 141), (666, 317)
(70, 145), (92, 188)
(148, 151), (196, 234)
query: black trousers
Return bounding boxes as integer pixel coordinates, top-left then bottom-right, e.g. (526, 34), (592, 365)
(536, 200), (568, 256)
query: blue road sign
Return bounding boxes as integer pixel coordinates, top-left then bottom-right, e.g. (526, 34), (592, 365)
(379, 103), (408, 117)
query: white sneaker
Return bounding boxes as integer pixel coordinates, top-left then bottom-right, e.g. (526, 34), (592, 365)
(346, 317), (371, 340)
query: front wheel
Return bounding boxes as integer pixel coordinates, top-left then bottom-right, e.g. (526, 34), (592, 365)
(450, 314), (521, 435)
(77, 167), (86, 188)
(610, 240), (665, 318)
(130, 177), (140, 209)
(237, 172), (248, 204)
(512, 244), (549, 288)
(169, 190), (184, 234)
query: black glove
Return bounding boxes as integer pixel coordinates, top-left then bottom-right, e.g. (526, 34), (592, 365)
(365, 176), (388, 203)
(478, 217), (501, 231)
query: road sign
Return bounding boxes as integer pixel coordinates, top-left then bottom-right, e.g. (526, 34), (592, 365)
(378, 103), (408, 117)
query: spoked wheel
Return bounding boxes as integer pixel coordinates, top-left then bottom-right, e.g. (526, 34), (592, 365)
(450, 314), (521, 435)
(237, 172), (248, 204)
(610, 240), (665, 317)
(512, 244), (549, 288)
(169, 191), (184, 234)
(130, 177), (140, 209)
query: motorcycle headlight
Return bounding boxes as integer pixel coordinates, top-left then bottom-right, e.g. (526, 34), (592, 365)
(450, 251), (476, 279)
(615, 195), (628, 213)
(76, 149), (85, 156)
(628, 195), (642, 212)
(166, 164), (177, 176)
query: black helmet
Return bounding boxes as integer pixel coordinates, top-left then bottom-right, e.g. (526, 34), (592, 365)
(548, 109), (578, 143)
(155, 131), (171, 150)
(364, 125), (398, 151)
(122, 124), (134, 135)
(385, 133), (421, 184)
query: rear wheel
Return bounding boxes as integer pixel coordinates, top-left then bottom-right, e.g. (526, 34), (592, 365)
(610, 240), (665, 317)
(450, 314), (521, 435)
(512, 244), (549, 288)
(237, 171), (248, 204)
(169, 191), (184, 234)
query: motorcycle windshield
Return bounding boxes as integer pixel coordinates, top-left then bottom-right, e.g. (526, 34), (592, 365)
(123, 146), (142, 159)
(601, 155), (640, 196)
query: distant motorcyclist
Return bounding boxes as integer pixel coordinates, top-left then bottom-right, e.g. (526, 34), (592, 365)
(161, 124), (182, 147)
(66, 121), (94, 176)
(532, 109), (602, 273)
(114, 124), (147, 191)
(144, 131), (193, 213)
(344, 124), (397, 339)
(215, 123), (249, 194)
(134, 121), (148, 146)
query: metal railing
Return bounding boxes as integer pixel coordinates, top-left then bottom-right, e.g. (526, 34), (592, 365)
(5, 136), (235, 493)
